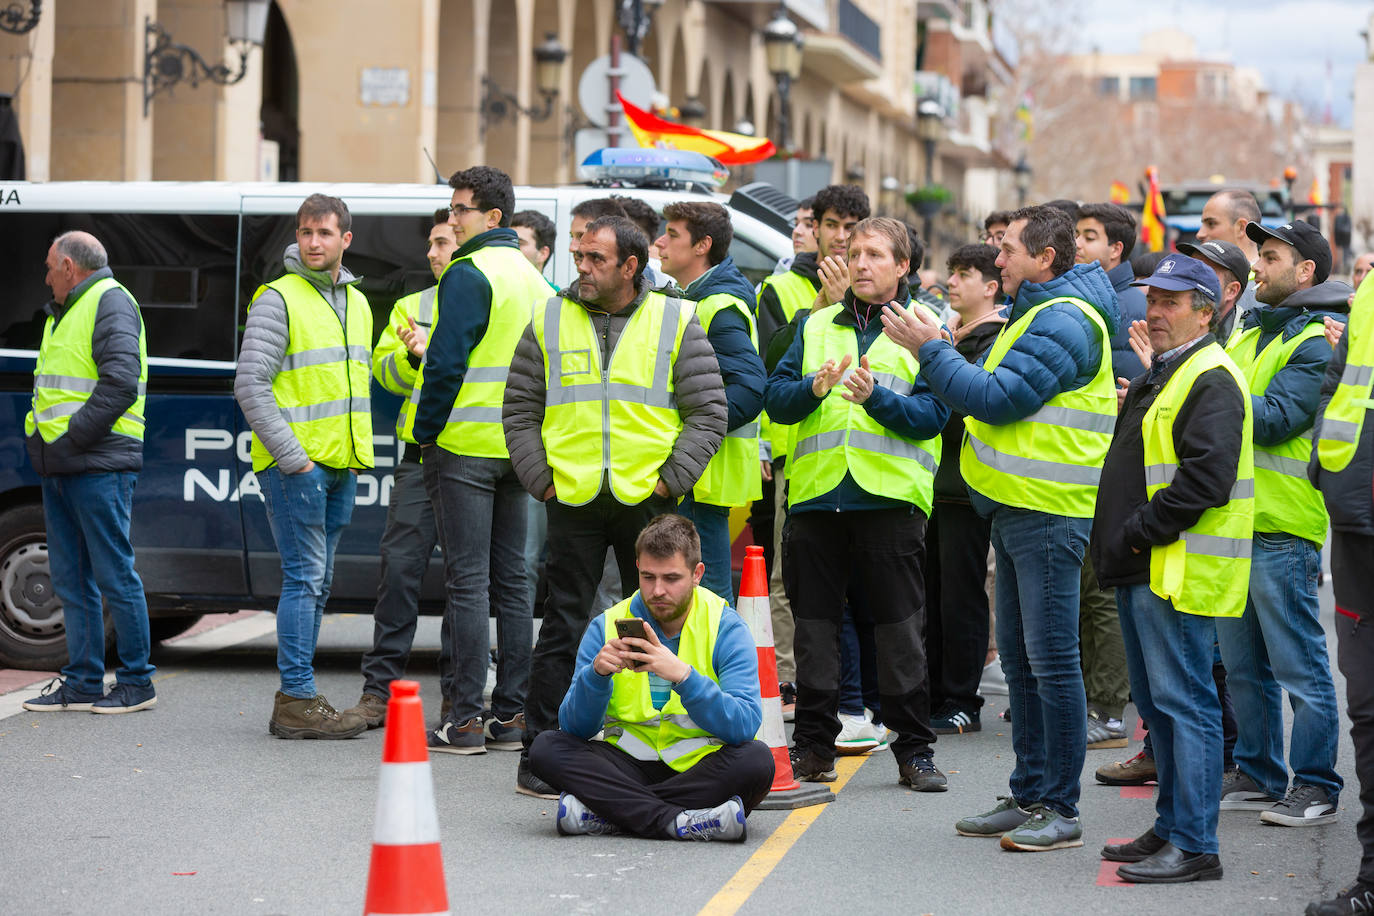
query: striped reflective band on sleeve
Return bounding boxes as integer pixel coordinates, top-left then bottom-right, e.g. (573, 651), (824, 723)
(279, 396), (371, 423)
(280, 345), (370, 371)
(966, 433), (1103, 487)
(1181, 531), (1253, 559)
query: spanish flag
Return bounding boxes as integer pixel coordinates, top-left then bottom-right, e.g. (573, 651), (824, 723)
(618, 92), (776, 166)
(1109, 181), (1131, 205)
(1140, 165), (1166, 252)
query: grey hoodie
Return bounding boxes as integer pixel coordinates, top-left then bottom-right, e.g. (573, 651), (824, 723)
(233, 244), (363, 474)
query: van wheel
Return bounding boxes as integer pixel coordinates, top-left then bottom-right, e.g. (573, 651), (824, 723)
(149, 614), (204, 643)
(0, 503), (111, 671)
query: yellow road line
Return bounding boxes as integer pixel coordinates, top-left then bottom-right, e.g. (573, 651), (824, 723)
(698, 755), (869, 916)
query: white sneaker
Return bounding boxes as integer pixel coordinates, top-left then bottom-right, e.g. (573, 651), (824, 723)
(978, 658), (1008, 696)
(835, 710), (889, 756)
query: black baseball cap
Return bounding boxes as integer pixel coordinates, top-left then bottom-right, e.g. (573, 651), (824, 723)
(1177, 240), (1250, 294)
(1130, 253), (1221, 302)
(1245, 219), (1331, 284)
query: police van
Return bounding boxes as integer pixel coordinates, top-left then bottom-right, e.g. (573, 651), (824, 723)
(0, 150), (796, 669)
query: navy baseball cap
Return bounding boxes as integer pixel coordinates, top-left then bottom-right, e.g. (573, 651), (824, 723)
(1245, 219), (1331, 283)
(1177, 240), (1250, 294)
(1130, 253), (1221, 302)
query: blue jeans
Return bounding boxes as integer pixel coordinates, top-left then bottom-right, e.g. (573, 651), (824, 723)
(677, 493), (734, 605)
(42, 472), (153, 694)
(1215, 532), (1342, 799)
(259, 464), (356, 698)
(422, 449), (530, 724)
(990, 506), (1090, 818)
(839, 599), (880, 719)
(1117, 584), (1221, 854)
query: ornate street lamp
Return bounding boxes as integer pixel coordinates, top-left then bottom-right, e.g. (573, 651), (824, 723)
(143, 0), (270, 115)
(763, 8), (804, 153)
(481, 32), (570, 135)
(0, 1), (41, 35)
(618, 0), (665, 58)
(1014, 154), (1032, 207)
(916, 97), (945, 186)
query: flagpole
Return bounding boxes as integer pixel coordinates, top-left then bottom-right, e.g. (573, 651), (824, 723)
(607, 33), (624, 148)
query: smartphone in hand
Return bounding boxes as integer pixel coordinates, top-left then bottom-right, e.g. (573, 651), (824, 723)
(614, 617), (650, 670)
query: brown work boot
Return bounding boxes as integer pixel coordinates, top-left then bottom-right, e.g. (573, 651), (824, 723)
(344, 692), (388, 730)
(1094, 749), (1157, 786)
(269, 692), (367, 739)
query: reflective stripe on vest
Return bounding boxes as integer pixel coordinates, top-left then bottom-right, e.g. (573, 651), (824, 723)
(1141, 343), (1255, 617)
(248, 273), (374, 472)
(25, 277), (148, 444)
(375, 287), (436, 442)
(600, 589), (727, 772)
(1226, 321), (1329, 543)
(413, 246), (548, 458)
(960, 296), (1115, 518)
(788, 303), (941, 513)
(535, 291), (693, 506)
(1317, 282), (1371, 472)
(691, 292), (763, 507)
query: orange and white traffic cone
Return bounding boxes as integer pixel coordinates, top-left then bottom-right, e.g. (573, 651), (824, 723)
(363, 680), (449, 916)
(736, 545), (833, 810)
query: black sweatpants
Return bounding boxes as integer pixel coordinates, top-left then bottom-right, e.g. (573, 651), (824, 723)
(923, 499), (992, 714)
(522, 491), (674, 750)
(528, 730), (776, 837)
(1333, 531), (1374, 884)
(784, 506), (936, 762)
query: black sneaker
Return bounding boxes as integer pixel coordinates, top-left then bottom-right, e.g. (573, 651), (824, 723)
(484, 712), (524, 751)
(898, 754), (948, 792)
(91, 682), (157, 714)
(779, 682), (797, 723)
(1260, 784), (1338, 827)
(428, 716), (486, 755)
(1306, 880), (1374, 915)
(788, 745), (837, 782)
(21, 678), (104, 712)
(517, 758), (559, 799)
(932, 703), (981, 735)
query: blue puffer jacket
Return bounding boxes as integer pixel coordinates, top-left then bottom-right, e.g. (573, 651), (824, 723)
(916, 261), (1119, 515)
(684, 256), (766, 432)
(1106, 260), (1148, 381)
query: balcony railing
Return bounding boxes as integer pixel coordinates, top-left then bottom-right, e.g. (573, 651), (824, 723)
(837, 0), (881, 62)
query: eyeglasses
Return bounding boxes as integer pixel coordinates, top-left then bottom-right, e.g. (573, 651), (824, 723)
(448, 202), (489, 217)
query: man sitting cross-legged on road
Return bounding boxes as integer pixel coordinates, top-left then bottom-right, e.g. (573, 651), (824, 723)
(528, 514), (774, 842)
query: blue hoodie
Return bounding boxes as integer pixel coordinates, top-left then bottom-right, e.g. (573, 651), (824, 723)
(1106, 260), (1148, 381)
(558, 592), (764, 746)
(916, 261), (1120, 513)
(684, 255), (767, 432)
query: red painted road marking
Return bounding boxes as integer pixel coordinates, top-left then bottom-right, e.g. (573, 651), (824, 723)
(1096, 841), (1135, 887)
(1119, 785), (1154, 800)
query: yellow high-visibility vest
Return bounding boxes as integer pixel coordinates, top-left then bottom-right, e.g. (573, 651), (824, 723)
(26, 277), (147, 444)
(248, 273), (374, 473)
(961, 296), (1116, 518)
(692, 291), (762, 507)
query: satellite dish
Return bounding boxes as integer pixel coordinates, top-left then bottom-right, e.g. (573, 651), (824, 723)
(576, 53), (657, 128)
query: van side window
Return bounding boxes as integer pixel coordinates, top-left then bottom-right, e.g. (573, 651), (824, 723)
(0, 212), (239, 361)
(238, 213), (437, 350)
(727, 235), (779, 288)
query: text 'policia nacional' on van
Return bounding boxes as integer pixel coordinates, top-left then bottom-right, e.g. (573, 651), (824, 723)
(0, 149), (795, 670)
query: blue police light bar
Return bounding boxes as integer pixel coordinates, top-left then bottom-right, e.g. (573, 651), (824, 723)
(579, 148), (729, 190)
